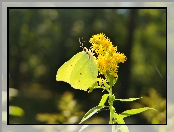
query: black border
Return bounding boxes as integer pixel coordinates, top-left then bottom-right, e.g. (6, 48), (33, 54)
(7, 6), (167, 125)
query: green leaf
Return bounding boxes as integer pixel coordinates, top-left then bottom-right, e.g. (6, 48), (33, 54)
(115, 97), (143, 102)
(98, 94), (109, 106)
(9, 106), (24, 117)
(117, 118), (126, 124)
(113, 113), (126, 124)
(118, 107), (157, 119)
(112, 77), (118, 86)
(79, 106), (104, 124)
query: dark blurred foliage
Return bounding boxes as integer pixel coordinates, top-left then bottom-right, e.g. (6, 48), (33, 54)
(8, 8), (166, 124)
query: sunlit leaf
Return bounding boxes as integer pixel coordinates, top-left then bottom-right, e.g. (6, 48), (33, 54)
(118, 107), (157, 119)
(113, 113), (125, 124)
(9, 106), (24, 117)
(79, 106), (104, 124)
(98, 94), (109, 106)
(115, 97), (143, 102)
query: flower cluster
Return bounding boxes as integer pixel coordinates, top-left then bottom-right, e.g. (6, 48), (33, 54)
(89, 33), (127, 81)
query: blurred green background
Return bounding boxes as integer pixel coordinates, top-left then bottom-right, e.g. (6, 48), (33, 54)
(9, 8), (166, 124)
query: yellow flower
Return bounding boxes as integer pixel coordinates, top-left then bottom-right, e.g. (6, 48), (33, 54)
(89, 33), (127, 79)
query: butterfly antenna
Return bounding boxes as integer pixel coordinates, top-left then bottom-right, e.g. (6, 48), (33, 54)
(79, 37), (91, 59)
(79, 37), (86, 51)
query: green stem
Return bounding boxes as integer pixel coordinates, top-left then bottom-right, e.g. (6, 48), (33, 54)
(109, 76), (113, 124)
(109, 94), (112, 124)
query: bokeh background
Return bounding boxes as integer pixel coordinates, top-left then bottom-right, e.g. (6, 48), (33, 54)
(8, 8), (166, 124)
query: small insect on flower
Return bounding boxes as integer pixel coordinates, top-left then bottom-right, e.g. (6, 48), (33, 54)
(56, 37), (98, 91)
